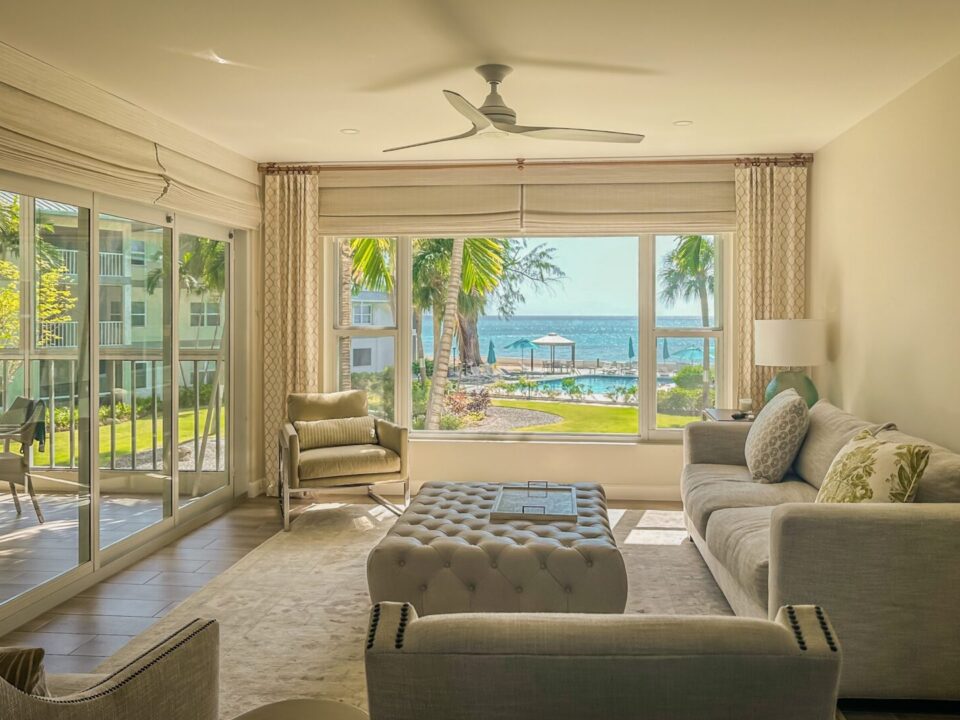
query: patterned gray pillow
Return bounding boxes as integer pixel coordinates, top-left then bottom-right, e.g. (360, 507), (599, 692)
(745, 389), (810, 483)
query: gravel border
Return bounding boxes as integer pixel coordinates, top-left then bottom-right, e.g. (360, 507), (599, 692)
(468, 405), (562, 432)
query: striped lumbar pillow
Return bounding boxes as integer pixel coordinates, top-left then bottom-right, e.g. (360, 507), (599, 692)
(295, 416), (377, 450)
(0, 646), (48, 696)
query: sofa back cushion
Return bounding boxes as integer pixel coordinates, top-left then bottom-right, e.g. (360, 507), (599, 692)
(745, 389), (810, 483)
(794, 401), (878, 489)
(287, 390), (367, 422)
(295, 416), (377, 450)
(875, 428), (960, 503)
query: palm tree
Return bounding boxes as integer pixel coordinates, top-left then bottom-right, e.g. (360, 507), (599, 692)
(658, 235), (716, 409)
(425, 238), (464, 430)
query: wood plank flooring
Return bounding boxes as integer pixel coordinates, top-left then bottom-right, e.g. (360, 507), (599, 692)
(0, 495), (956, 718)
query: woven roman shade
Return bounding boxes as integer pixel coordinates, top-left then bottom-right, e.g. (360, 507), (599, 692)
(0, 55), (260, 228)
(282, 160), (735, 235)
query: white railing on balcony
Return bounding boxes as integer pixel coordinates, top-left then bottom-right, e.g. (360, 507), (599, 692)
(56, 249), (78, 275)
(99, 251), (124, 277)
(37, 320), (78, 348)
(35, 320), (125, 348)
(99, 321), (124, 346)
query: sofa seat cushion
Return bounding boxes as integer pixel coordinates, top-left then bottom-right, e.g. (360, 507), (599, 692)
(705, 506), (774, 612)
(298, 444), (400, 481)
(682, 464), (817, 537)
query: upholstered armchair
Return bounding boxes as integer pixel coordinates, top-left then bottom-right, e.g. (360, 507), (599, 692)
(366, 603), (842, 720)
(278, 390), (408, 530)
(0, 619), (219, 720)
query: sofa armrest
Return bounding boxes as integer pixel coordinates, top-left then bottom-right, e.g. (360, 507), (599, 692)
(769, 502), (960, 698)
(682, 421), (751, 466)
(375, 419), (408, 478)
(278, 421), (300, 489)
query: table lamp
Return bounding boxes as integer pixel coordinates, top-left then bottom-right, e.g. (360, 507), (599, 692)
(754, 319), (827, 407)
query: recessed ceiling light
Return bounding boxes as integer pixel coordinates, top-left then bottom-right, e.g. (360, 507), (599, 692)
(340, 128), (360, 135)
(673, 120), (694, 127)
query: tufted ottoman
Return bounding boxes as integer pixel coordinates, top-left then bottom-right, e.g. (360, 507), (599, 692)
(366, 481), (627, 614)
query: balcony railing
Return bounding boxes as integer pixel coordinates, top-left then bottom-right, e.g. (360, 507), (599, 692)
(36, 321), (125, 348)
(1, 354), (226, 475)
(99, 321), (124, 346)
(56, 249), (78, 275)
(99, 251), (124, 277)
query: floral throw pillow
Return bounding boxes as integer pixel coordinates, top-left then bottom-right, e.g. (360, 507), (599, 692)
(815, 429), (930, 503)
(745, 389), (810, 483)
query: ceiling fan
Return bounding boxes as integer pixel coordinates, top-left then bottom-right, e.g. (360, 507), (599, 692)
(383, 64), (645, 152)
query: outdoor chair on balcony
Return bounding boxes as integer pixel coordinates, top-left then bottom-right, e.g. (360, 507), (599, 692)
(278, 390), (408, 531)
(0, 397), (47, 523)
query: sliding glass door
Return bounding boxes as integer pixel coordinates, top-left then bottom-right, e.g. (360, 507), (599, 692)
(177, 230), (229, 505)
(0, 179), (235, 619)
(0, 189), (92, 603)
(96, 209), (173, 550)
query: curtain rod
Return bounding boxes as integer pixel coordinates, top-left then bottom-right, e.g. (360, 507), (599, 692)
(259, 154), (812, 174)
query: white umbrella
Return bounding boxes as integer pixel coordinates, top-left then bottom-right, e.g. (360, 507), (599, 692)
(532, 333), (576, 373)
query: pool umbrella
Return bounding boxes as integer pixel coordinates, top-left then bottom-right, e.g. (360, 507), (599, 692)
(628, 337), (636, 361)
(672, 346), (704, 364)
(661, 337), (670, 361)
(533, 333), (576, 374)
(486, 339), (497, 365)
(504, 338), (538, 372)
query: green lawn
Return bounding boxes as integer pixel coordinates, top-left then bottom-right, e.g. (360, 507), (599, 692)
(492, 398), (696, 433)
(34, 408), (225, 467)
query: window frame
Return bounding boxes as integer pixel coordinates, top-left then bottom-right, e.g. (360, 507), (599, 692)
(131, 300), (146, 327)
(328, 234), (729, 442)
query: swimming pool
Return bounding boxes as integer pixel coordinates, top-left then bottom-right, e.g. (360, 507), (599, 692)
(534, 375), (638, 394)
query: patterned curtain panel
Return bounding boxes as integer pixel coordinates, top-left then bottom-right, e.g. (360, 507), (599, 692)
(735, 161), (809, 409)
(262, 172), (325, 494)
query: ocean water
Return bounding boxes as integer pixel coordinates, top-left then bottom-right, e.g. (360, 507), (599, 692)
(419, 315), (715, 364)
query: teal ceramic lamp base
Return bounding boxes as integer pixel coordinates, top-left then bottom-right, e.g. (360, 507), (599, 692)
(764, 371), (819, 407)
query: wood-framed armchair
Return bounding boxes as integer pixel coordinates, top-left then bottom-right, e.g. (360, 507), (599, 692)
(278, 390), (408, 531)
(0, 397), (46, 524)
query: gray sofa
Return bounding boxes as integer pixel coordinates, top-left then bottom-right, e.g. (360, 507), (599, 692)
(682, 400), (960, 700)
(365, 601), (842, 720)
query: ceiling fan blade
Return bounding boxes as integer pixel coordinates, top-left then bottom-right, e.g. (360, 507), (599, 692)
(443, 90), (492, 130)
(497, 124), (645, 143)
(383, 127), (478, 153)
(516, 57), (658, 77)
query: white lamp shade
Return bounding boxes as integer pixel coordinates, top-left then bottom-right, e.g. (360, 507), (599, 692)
(754, 319), (827, 367)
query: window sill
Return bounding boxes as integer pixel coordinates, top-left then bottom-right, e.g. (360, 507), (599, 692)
(411, 431), (683, 445)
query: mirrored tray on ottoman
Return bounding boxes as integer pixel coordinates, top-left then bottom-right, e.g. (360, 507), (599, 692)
(490, 481), (578, 522)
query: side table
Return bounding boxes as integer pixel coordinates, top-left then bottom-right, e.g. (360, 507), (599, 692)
(702, 408), (755, 422)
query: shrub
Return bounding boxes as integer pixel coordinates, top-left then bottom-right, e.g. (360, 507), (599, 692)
(657, 386), (716, 415)
(674, 364), (714, 390)
(439, 414), (464, 430)
(445, 388), (490, 416)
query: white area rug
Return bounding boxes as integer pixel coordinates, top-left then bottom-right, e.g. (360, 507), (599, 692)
(98, 503), (731, 719)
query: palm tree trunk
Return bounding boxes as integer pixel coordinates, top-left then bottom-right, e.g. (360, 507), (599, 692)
(338, 241), (354, 390)
(425, 239), (464, 430)
(458, 312), (482, 368)
(699, 281), (711, 410)
(414, 310), (427, 383)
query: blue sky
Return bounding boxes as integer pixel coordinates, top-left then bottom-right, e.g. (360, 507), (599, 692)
(506, 236), (707, 317)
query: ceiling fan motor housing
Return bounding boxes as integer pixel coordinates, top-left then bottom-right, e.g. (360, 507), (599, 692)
(476, 63), (517, 124)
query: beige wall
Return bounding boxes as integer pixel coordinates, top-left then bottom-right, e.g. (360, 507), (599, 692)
(809, 54), (960, 450)
(411, 440), (683, 501)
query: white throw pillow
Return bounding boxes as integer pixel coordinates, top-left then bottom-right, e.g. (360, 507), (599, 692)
(295, 416), (377, 450)
(745, 389), (810, 483)
(816, 429), (930, 503)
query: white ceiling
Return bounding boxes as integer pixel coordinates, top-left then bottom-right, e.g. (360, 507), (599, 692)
(2, 0), (960, 163)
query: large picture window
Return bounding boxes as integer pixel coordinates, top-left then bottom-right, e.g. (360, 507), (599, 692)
(334, 234), (727, 437)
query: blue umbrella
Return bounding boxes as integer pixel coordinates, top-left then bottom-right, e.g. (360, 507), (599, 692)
(661, 337), (670, 361)
(504, 338), (538, 372)
(627, 337), (636, 360)
(486, 339), (497, 365)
